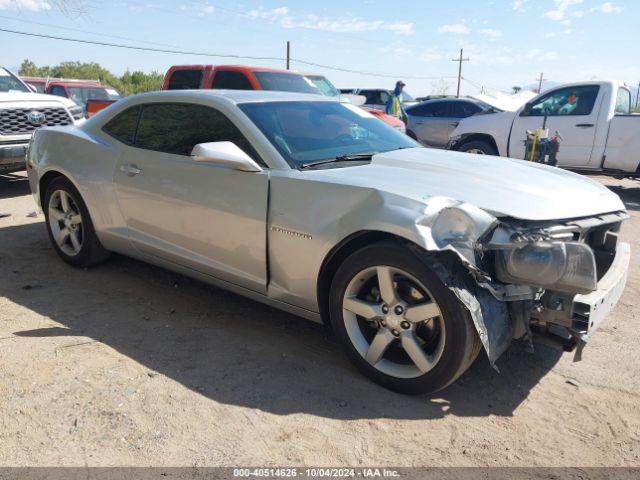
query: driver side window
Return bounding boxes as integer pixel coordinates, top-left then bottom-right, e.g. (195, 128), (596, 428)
(525, 85), (600, 117)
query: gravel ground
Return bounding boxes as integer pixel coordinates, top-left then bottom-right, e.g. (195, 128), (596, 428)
(0, 171), (639, 467)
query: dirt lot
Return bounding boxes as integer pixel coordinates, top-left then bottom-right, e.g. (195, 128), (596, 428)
(0, 171), (639, 467)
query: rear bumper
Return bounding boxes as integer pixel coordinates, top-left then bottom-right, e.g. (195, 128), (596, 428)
(0, 143), (28, 173)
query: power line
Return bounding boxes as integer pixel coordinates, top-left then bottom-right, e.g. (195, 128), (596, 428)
(0, 14), (187, 50)
(0, 27), (456, 80)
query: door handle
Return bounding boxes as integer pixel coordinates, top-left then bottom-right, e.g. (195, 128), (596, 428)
(416, 121), (424, 125)
(575, 123), (594, 128)
(120, 164), (142, 176)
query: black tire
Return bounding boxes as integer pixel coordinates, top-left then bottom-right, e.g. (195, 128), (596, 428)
(329, 242), (480, 394)
(43, 176), (110, 267)
(459, 140), (497, 156)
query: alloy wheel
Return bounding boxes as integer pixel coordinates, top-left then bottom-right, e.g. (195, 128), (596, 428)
(48, 189), (84, 257)
(342, 266), (446, 379)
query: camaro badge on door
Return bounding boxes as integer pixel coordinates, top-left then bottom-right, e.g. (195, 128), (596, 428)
(27, 110), (46, 126)
(271, 226), (312, 240)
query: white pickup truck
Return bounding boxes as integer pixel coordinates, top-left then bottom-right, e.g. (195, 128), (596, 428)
(447, 80), (639, 175)
(1, 66), (84, 173)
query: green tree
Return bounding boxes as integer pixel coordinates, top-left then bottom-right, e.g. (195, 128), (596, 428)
(18, 59), (163, 96)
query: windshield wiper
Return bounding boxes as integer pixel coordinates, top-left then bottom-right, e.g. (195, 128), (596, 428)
(299, 152), (376, 170)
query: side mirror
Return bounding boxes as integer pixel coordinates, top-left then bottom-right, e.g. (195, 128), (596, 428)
(521, 102), (532, 116)
(190, 142), (263, 172)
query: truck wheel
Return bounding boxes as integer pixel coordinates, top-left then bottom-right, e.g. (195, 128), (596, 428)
(43, 177), (111, 267)
(329, 242), (481, 394)
(459, 140), (497, 156)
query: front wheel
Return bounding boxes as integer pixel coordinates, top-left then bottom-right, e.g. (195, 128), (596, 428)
(459, 140), (497, 156)
(329, 242), (481, 394)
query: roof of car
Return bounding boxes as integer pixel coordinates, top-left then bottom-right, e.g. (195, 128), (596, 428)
(168, 64), (303, 75)
(130, 89), (335, 105)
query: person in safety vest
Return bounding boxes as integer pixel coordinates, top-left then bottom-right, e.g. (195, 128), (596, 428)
(385, 80), (407, 121)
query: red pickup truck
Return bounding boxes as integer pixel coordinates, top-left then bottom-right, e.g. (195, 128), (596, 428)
(161, 65), (319, 93)
(20, 77), (121, 117)
(161, 65), (405, 131)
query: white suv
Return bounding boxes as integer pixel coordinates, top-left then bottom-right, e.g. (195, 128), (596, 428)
(0, 66), (84, 173)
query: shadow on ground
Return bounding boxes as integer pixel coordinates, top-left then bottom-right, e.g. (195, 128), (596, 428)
(606, 183), (640, 212)
(0, 173), (30, 200)
(1, 221), (562, 421)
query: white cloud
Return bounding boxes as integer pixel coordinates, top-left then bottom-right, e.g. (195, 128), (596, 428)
(0, 0), (51, 11)
(511, 0), (530, 12)
(200, 5), (214, 15)
(437, 23), (470, 35)
(247, 7), (414, 36)
(545, 0), (583, 21)
(479, 28), (502, 39)
(590, 2), (622, 13)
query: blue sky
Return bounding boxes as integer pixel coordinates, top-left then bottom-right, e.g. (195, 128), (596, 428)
(0, 0), (637, 96)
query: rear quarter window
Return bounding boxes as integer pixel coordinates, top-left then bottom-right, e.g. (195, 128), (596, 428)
(167, 69), (203, 90)
(102, 106), (141, 145)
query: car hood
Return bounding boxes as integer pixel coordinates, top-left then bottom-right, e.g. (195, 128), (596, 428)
(313, 148), (625, 221)
(0, 91), (76, 108)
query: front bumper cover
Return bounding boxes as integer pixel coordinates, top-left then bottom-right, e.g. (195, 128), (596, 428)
(572, 241), (630, 342)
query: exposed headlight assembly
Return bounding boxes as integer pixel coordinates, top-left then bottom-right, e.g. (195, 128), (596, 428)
(495, 241), (597, 294)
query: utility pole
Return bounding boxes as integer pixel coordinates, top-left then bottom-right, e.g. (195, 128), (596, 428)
(636, 81), (640, 110)
(286, 41), (290, 70)
(451, 49), (469, 98)
(537, 72), (544, 93)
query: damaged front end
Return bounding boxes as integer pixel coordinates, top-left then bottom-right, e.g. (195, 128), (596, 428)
(413, 200), (629, 366)
(485, 212), (630, 360)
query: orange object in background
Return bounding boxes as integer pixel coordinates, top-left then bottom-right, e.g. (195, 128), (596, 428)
(86, 99), (117, 118)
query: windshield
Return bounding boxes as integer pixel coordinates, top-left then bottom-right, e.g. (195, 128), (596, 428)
(67, 86), (121, 105)
(0, 67), (30, 93)
(253, 72), (320, 94)
(307, 75), (340, 97)
(240, 101), (418, 167)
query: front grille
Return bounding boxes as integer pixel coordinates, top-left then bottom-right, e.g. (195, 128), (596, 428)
(0, 107), (72, 135)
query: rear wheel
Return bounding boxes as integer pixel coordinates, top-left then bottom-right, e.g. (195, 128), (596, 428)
(44, 177), (110, 267)
(329, 242), (480, 394)
(459, 140), (497, 156)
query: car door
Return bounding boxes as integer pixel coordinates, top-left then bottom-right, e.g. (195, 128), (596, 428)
(508, 85), (602, 167)
(112, 102), (269, 293)
(408, 101), (455, 147)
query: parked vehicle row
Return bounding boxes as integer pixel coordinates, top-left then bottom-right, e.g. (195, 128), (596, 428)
(447, 80), (639, 175)
(21, 76), (122, 117)
(162, 65), (406, 132)
(340, 88), (418, 111)
(0, 66), (84, 173)
(26, 88), (629, 394)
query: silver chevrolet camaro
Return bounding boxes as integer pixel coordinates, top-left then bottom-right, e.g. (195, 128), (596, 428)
(26, 90), (630, 394)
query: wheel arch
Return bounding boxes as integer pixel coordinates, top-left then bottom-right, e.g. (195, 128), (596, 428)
(316, 230), (460, 326)
(456, 134), (499, 154)
(39, 170), (68, 208)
